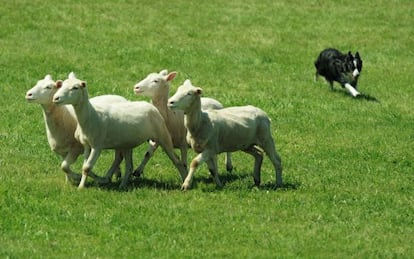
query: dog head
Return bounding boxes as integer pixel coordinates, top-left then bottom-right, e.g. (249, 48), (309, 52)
(341, 51), (362, 87)
(353, 52), (363, 77)
(345, 51), (363, 79)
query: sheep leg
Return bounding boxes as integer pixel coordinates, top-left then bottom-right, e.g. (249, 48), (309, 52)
(156, 128), (188, 183)
(225, 152), (233, 173)
(61, 150), (82, 184)
(243, 146), (264, 186)
(182, 153), (205, 191)
(179, 145), (188, 169)
(79, 148), (101, 189)
(113, 150), (123, 180)
(119, 149), (133, 189)
(95, 150), (124, 184)
(261, 139), (283, 187)
(77, 146), (101, 181)
(133, 140), (158, 177)
(206, 156), (223, 188)
(159, 145), (188, 182)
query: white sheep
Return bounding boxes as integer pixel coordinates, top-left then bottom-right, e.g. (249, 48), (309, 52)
(52, 73), (187, 189)
(25, 75), (128, 184)
(133, 70), (233, 177)
(168, 79), (283, 190)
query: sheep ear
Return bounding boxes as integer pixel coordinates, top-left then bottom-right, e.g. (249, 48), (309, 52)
(184, 79), (192, 86)
(68, 72), (76, 79)
(45, 74), (52, 80)
(56, 80), (63, 89)
(166, 72), (177, 82)
(160, 69), (168, 76)
(81, 81), (87, 88)
(195, 87), (203, 96)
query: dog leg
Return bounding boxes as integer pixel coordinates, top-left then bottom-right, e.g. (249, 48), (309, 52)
(344, 83), (360, 97)
(328, 81), (334, 90)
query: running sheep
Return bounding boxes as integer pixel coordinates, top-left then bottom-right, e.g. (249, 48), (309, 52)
(25, 74), (126, 184)
(52, 72), (187, 189)
(133, 70), (233, 176)
(168, 79), (283, 190)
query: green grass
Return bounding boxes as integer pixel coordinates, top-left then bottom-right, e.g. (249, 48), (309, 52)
(1, 0), (413, 257)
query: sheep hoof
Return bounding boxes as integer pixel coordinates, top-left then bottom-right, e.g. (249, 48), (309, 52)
(119, 183), (128, 190)
(181, 184), (190, 191)
(132, 169), (143, 178)
(67, 174), (82, 185)
(96, 177), (111, 184)
(114, 168), (122, 180)
(226, 165), (233, 173)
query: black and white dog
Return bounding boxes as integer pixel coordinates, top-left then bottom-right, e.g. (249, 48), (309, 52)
(314, 48), (363, 97)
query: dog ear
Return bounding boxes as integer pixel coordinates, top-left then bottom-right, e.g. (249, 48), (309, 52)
(355, 52), (360, 58)
(344, 52), (353, 62)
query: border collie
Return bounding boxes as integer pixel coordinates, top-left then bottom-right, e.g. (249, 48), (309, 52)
(314, 48), (363, 97)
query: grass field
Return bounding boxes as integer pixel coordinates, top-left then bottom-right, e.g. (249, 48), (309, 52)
(1, 0), (413, 257)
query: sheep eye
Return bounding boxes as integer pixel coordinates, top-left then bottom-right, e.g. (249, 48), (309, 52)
(153, 79), (159, 83)
(45, 86), (52, 89)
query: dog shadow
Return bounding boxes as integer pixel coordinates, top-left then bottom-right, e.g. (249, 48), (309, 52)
(356, 93), (380, 102)
(331, 88), (380, 102)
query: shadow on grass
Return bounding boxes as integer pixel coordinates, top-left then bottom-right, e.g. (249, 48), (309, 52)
(93, 169), (300, 193)
(260, 181), (300, 191)
(194, 170), (301, 192)
(356, 93), (380, 102)
(331, 88), (380, 102)
(96, 176), (182, 192)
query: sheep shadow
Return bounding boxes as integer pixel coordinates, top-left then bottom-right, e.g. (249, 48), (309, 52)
(94, 170), (300, 192)
(260, 181), (299, 191)
(96, 176), (182, 192)
(193, 170), (300, 192)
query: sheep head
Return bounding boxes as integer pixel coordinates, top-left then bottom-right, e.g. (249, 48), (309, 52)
(168, 79), (202, 113)
(134, 70), (177, 97)
(25, 74), (59, 105)
(53, 72), (87, 105)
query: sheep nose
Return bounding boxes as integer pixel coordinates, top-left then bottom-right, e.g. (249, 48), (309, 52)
(25, 92), (33, 100)
(134, 85), (142, 93)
